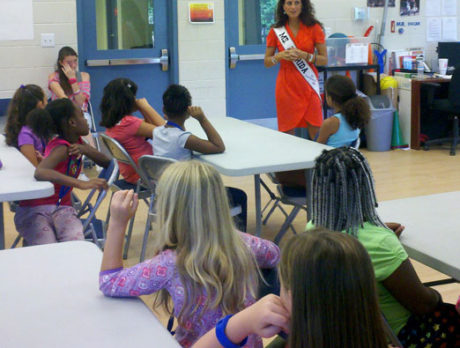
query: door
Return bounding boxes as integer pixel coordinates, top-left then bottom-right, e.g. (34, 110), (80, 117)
(225, 0), (279, 120)
(77, 0), (178, 127)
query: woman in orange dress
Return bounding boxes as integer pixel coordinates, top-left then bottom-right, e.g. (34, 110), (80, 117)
(265, 0), (327, 139)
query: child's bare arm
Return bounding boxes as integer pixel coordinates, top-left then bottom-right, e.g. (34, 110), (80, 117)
(316, 117), (339, 144)
(185, 106), (225, 154)
(101, 190), (138, 271)
(68, 143), (111, 168)
(19, 144), (40, 167)
(35, 145), (108, 190)
(136, 98), (165, 126)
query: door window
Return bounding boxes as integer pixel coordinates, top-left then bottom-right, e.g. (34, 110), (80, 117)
(95, 0), (155, 50)
(238, 0), (277, 45)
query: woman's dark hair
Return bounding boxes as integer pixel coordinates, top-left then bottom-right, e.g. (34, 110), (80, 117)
(280, 228), (388, 348)
(325, 75), (370, 130)
(99, 78), (138, 128)
(162, 84), (192, 118)
(30, 99), (77, 139)
(5, 84), (45, 147)
(56, 46), (78, 96)
(312, 147), (387, 236)
(274, 0), (322, 28)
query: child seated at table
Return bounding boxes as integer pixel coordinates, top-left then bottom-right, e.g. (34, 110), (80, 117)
(5, 84), (49, 166)
(14, 99), (110, 245)
(276, 75), (370, 189)
(192, 229), (389, 348)
(99, 161), (280, 347)
(308, 147), (460, 346)
(100, 78), (165, 185)
(151, 84), (247, 231)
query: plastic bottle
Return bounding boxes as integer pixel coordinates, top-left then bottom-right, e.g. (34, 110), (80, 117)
(417, 57), (424, 78)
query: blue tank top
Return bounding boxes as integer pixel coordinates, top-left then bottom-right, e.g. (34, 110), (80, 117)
(326, 113), (360, 148)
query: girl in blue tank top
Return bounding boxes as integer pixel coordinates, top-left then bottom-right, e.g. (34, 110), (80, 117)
(316, 75), (370, 147)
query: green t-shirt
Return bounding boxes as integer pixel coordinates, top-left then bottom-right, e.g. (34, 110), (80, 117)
(306, 221), (411, 334)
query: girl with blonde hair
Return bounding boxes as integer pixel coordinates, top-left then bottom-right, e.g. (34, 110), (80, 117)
(99, 161), (280, 347)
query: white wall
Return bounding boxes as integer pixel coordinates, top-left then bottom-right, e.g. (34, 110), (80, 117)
(177, 0), (227, 118)
(1, 0), (459, 113)
(0, 0), (77, 100)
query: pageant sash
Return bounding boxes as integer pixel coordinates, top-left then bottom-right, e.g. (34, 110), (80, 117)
(274, 26), (321, 100)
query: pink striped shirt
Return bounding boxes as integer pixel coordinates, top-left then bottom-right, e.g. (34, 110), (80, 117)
(48, 72), (90, 112)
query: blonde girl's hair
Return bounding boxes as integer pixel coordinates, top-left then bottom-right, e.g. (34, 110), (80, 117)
(152, 161), (259, 324)
(279, 228), (388, 348)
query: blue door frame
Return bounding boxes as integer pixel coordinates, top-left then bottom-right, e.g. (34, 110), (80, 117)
(225, 0), (279, 121)
(76, 0), (178, 129)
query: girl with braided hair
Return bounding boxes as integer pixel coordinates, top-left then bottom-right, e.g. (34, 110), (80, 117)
(308, 147), (460, 346)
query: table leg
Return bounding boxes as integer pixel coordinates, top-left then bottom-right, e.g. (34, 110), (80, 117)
(254, 174), (262, 236)
(0, 202), (4, 249)
(305, 169), (313, 222)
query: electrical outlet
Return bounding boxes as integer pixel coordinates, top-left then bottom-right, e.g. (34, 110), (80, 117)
(41, 33), (55, 48)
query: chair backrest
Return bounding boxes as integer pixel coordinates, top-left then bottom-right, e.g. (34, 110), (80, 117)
(100, 133), (138, 168)
(138, 155), (177, 191)
(448, 64), (460, 107)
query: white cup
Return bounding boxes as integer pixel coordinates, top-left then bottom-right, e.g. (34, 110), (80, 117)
(439, 58), (448, 75)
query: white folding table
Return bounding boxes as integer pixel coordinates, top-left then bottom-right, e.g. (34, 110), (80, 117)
(378, 191), (460, 281)
(0, 241), (180, 348)
(186, 117), (331, 235)
(0, 135), (54, 249)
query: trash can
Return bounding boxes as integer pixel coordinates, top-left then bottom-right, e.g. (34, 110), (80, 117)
(364, 95), (395, 151)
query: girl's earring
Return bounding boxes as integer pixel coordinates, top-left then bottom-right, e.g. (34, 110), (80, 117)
(283, 10), (286, 14)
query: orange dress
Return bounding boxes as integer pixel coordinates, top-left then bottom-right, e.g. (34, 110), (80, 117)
(267, 23), (325, 132)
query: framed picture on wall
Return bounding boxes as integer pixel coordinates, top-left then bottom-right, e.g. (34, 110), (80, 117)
(367, 0), (395, 7)
(400, 0), (420, 16)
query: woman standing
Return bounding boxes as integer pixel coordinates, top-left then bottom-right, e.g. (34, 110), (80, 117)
(264, 0), (327, 139)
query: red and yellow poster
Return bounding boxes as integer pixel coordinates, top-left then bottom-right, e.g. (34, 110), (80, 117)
(189, 2), (214, 23)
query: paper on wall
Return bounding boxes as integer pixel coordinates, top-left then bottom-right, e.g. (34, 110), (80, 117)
(426, 17), (442, 42)
(345, 43), (368, 64)
(442, 17), (458, 41)
(426, 0), (441, 16)
(442, 0), (457, 16)
(0, 0), (33, 41)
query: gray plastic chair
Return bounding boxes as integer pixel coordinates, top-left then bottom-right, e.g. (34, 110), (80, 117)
(137, 155), (178, 262)
(99, 133), (154, 259)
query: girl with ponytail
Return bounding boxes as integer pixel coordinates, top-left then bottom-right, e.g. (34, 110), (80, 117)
(316, 75), (370, 146)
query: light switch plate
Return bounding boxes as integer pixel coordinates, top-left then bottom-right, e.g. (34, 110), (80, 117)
(41, 33), (55, 48)
(354, 7), (368, 20)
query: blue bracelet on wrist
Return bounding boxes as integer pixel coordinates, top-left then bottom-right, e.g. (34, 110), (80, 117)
(216, 314), (248, 348)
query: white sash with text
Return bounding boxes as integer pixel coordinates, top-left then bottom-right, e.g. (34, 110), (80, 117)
(274, 26), (321, 100)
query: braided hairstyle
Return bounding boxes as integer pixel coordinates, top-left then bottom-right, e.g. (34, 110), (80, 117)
(311, 147), (387, 236)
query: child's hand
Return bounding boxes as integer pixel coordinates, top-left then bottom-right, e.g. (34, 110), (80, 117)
(109, 190), (139, 226)
(61, 63), (76, 80)
(188, 106), (206, 122)
(78, 178), (108, 191)
(68, 143), (87, 157)
(385, 222), (405, 238)
(35, 151), (44, 164)
(232, 294), (290, 339)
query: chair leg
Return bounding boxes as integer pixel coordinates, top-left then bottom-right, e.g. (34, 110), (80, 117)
(274, 206), (301, 245)
(450, 116), (459, 156)
(140, 194), (155, 262)
(11, 235), (22, 248)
